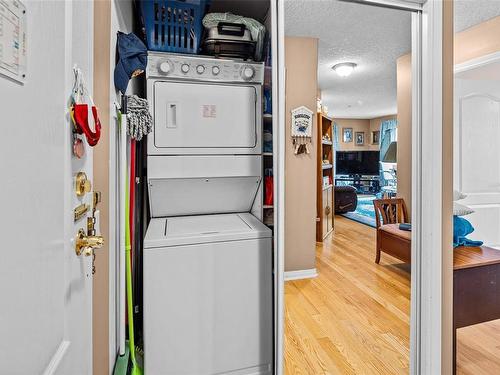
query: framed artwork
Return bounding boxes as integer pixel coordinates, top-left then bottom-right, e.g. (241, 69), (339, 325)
(343, 127), (353, 143)
(372, 130), (380, 144)
(355, 131), (365, 145)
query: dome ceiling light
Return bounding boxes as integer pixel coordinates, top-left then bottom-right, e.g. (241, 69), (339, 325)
(332, 62), (357, 77)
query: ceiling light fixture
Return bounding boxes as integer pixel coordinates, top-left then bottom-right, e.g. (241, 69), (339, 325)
(332, 62), (357, 77)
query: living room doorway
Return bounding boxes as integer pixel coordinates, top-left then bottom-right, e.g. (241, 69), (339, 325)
(278, 0), (454, 373)
(282, 0), (416, 373)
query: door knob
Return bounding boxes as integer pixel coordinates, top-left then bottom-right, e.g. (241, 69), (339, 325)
(75, 228), (104, 256)
(75, 172), (91, 197)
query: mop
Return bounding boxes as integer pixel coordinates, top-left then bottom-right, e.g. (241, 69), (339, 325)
(125, 95), (150, 372)
(113, 109), (131, 375)
(126, 170), (142, 375)
(113, 95), (150, 375)
(113, 108), (143, 375)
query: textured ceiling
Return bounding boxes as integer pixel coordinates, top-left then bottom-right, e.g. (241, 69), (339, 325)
(285, 0), (500, 119)
(285, 0), (411, 119)
(455, 0), (500, 32)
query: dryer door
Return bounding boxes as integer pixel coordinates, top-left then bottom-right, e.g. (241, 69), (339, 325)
(152, 81), (261, 155)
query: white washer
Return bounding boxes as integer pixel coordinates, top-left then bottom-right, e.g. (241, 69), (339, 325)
(144, 53), (273, 375)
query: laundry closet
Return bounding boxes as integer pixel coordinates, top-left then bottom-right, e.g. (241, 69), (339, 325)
(110, 1), (279, 374)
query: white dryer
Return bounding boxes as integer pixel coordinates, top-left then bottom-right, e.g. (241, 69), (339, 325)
(144, 53), (273, 375)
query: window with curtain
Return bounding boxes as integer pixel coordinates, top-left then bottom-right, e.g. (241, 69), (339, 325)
(333, 122), (339, 166)
(379, 119), (398, 160)
(379, 119), (398, 192)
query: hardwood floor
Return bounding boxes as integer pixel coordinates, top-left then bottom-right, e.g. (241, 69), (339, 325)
(284, 216), (411, 374)
(457, 320), (500, 375)
(284, 215), (500, 374)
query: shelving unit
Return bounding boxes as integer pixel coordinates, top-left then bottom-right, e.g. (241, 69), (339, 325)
(316, 113), (335, 241)
(262, 54), (273, 228)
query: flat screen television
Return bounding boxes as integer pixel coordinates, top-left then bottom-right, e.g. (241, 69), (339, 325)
(336, 151), (380, 176)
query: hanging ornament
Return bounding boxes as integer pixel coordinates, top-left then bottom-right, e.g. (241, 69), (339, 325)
(70, 66), (102, 147)
(291, 106), (313, 155)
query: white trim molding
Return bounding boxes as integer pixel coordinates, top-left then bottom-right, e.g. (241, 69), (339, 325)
(411, 0), (449, 374)
(276, 1), (285, 374)
(340, 0), (423, 11)
(42, 341), (70, 375)
(284, 268), (318, 281)
(454, 51), (500, 75)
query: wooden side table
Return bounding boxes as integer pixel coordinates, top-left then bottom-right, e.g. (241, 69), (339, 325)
(453, 245), (500, 374)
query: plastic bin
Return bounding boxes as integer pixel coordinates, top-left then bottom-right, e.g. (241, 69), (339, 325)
(140, 0), (210, 54)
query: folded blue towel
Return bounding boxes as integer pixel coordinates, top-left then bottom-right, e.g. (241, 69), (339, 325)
(453, 215), (483, 248)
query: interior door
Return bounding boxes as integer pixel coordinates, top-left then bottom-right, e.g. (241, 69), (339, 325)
(455, 73), (500, 249)
(0, 1), (95, 374)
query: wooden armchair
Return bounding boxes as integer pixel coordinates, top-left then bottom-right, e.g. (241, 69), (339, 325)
(372, 198), (410, 264)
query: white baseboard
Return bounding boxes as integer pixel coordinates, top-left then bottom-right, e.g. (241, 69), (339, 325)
(284, 268), (318, 281)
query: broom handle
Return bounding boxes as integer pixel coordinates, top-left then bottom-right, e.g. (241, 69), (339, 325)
(119, 111), (127, 356)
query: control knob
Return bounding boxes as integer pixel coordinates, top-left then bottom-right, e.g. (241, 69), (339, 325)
(158, 60), (172, 75)
(242, 66), (255, 80)
(181, 63), (190, 74)
(196, 65), (205, 74)
(212, 66), (221, 75)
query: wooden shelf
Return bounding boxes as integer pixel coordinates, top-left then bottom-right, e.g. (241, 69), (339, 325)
(318, 112), (333, 122)
(262, 63), (273, 229)
(317, 113), (335, 242)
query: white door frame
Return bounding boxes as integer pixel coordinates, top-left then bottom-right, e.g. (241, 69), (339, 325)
(275, 0), (447, 374)
(274, 1), (285, 373)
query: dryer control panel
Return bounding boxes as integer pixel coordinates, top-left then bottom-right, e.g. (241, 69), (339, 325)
(147, 52), (264, 84)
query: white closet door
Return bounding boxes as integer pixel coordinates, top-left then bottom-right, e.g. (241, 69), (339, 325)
(0, 1), (94, 374)
(455, 77), (500, 248)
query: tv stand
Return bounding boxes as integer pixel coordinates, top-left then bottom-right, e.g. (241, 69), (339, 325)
(335, 175), (380, 194)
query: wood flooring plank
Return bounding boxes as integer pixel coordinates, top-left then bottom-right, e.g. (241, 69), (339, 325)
(285, 216), (410, 374)
(285, 215), (500, 374)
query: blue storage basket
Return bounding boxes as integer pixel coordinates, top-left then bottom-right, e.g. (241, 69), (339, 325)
(140, 0), (209, 54)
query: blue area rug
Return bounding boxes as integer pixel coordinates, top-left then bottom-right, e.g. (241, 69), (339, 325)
(341, 195), (377, 228)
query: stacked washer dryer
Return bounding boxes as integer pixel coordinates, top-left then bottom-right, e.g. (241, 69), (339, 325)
(143, 52), (273, 375)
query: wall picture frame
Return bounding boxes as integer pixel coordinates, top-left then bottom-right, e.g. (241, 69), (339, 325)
(355, 131), (365, 145)
(343, 127), (353, 143)
(372, 130), (380, 144)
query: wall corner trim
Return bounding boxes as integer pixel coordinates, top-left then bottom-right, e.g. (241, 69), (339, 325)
(284, 268), (318, 281)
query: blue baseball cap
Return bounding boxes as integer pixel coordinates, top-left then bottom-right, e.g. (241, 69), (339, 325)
(114, 32), (147, 93)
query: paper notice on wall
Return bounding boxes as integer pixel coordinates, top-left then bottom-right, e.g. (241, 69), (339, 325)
(202, 105), (217, 118)
(0, 0), (27, 84)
